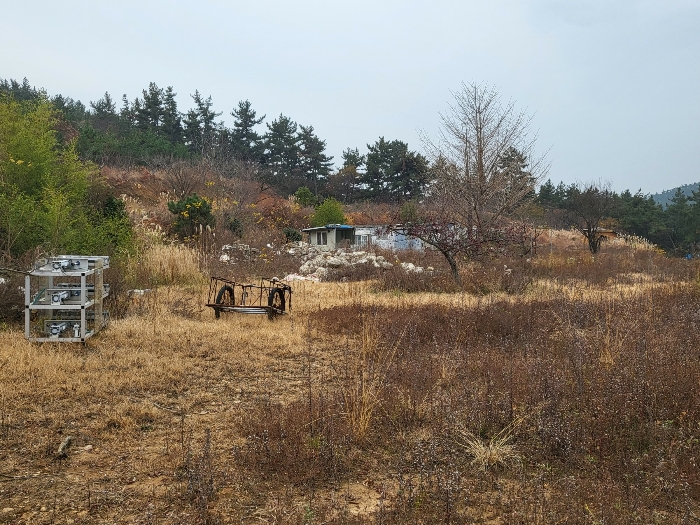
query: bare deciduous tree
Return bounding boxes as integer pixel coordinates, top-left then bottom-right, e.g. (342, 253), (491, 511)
(403, 82), (548, 283)
(564, 181), (615, 254)
(163, 160), (208, 199)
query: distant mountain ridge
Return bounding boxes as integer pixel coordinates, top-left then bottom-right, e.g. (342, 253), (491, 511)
(651, 182), (700, 207)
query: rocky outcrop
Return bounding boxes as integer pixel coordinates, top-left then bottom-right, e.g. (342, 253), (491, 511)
(298, 248), (395, 275)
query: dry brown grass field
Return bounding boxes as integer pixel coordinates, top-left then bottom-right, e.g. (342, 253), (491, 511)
(2, 237), (700, 524)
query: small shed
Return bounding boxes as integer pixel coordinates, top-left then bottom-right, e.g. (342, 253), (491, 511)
(302, 224), (356, 250)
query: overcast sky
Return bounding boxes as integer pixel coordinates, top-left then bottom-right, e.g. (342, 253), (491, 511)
(2, 0), (699, 194)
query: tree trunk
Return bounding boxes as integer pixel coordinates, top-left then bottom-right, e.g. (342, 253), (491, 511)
(440, 249), (461, 285)
(586, 232), (602, 253)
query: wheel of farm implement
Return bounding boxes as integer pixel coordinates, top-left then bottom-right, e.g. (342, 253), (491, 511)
(267, 287), (285, 314)
(214, 285), (235, 319)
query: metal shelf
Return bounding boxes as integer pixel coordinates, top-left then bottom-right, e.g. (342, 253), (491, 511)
(25, 255), (110, 343)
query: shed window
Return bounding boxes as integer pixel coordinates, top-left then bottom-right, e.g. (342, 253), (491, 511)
(316, 232), (327, 245)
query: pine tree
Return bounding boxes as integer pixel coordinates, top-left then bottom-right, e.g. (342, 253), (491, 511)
(614, 190), (664, 241)
(341, 147), (365, 170)
(89, 92), (119, 132)
(497, 147), (536, 206)
(393, 149), (430, 202)
(363, 138), (428, 203)
(0, 77), (40, 101)
(665, 189), (697, 254)
(52, 94), (88, 126)
(161, 86), (183, 145)
(537, 179), (558, 207)
(297, 125), (333, 194)
(262, 114), (300, 193)
(183, 90), (222, 154)
(135, 82), (165, 134)
(230, 100), (264, 162)
(364, 137), (398, 201)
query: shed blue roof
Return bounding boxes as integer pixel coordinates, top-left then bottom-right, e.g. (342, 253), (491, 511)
(301, 224), (355, 233)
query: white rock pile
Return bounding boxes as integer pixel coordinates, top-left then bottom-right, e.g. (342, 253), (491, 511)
(299, 248), (394, 276)
(216, 242), (430, 281)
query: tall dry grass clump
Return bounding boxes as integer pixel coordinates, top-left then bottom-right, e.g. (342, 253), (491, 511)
(341, 310), (404, 441)
(453, 417), (523, 472)
(136, 243), (207, 286)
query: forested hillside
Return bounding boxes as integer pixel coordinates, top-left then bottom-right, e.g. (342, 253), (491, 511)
(0, 77), (430, 204)
(2, 76), (700, 265)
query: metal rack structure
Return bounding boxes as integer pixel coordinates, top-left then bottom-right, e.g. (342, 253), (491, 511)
(25, 255), (110, 342)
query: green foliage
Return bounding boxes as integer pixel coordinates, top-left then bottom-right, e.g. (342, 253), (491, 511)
(262, 116), (333, 195)
(341, 147), (365, 169)
(0, 95), (134, 258)
(283, 227), (303, 243)
(227, 217), (244, 238)
(363, 137), (430, 203)
(0, 77), (41, 102)
(311, 198), (345, 227)
(103, 195), (127, 219)
(324, 165), (360, 203)
(167, 193), (214, 238)
(77, 123), (188, 166)
(297, 125), (333, 193)
(183, 90), (222, 155)
(230, 100), (264, 162)
(663, 189), (699, 254)
(613, 190), (665, 242)
(4, 78), (337, 196)
(399, 200), (419, 223)
(263, 114), (300, 193)
(294, 186), (317, 207)
(540, 178), (700, 255)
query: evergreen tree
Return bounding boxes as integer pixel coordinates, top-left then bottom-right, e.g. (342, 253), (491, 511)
(297, 124), (333, 194)
(52, 94), (88, 126)
(498, 146), (536, 205)
(89, 92), (119, 132)
(135, 82), (165, 134)
(363, 137), (429, 203)
(183, 90), (221, 154)
(664, 189), (697, 254)
(341, 147), (365, 169)
(363, 137), (400, 201)
(262, 114), (300, 193)
(0, 77), (40, 101)
(161, 86), (183, 145)
(614, 190), (664, 241)
(537, 179), (558, 207)
(394, 149), (430, 202)
(230, 100), (264, 162)
(555, 181), (568, 204)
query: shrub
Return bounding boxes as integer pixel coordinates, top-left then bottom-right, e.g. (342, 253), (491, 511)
(167, 193), (214, 238)
(226, 217), (243, 238)
(311, 197), (345, 227)
(294, 186), (317, 207)
(282, 227), (302, 243)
